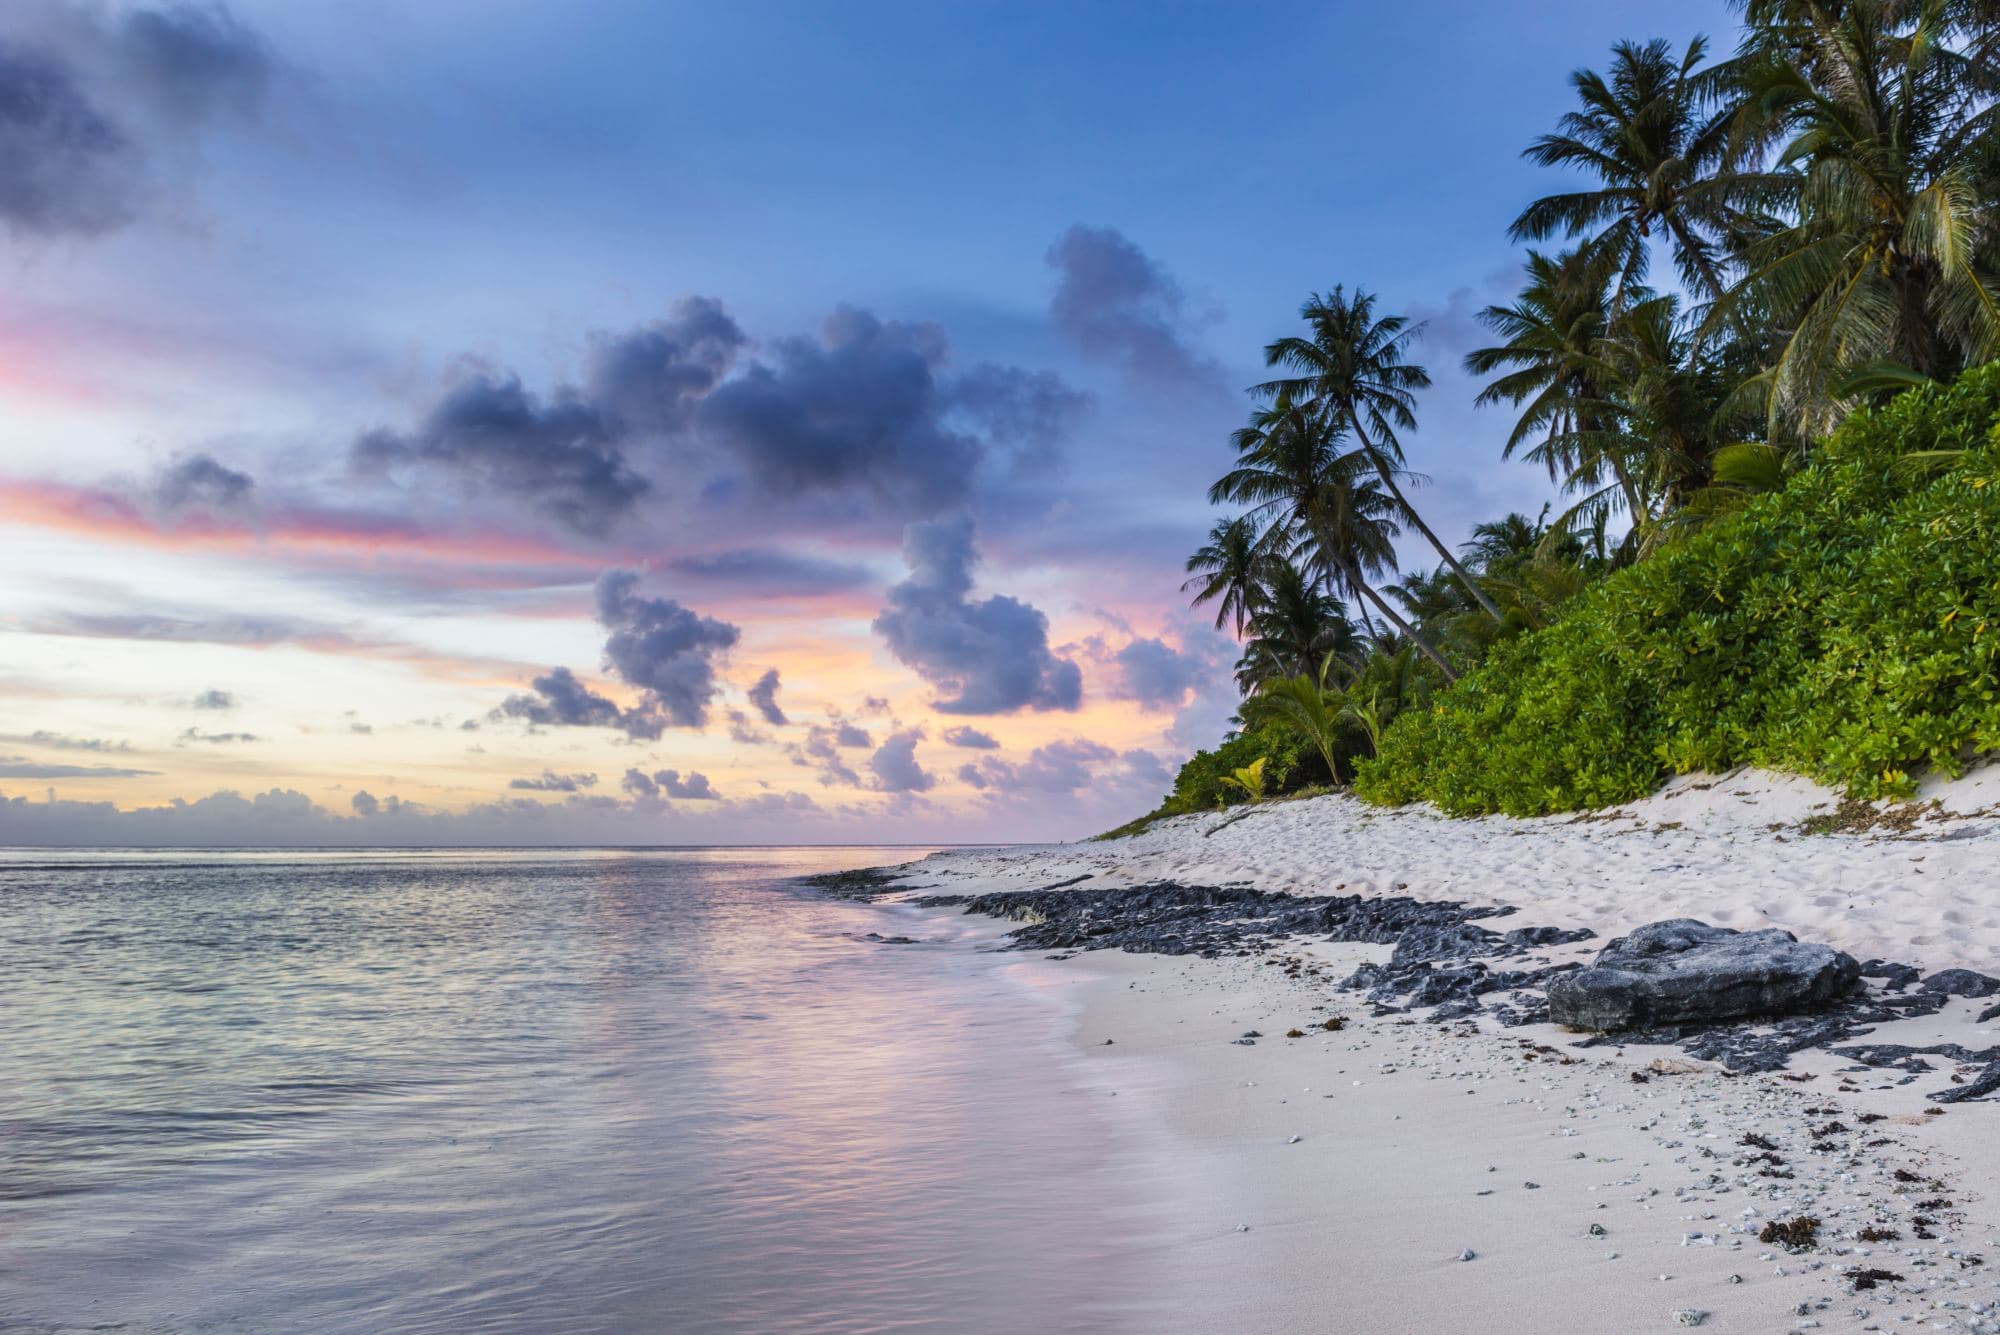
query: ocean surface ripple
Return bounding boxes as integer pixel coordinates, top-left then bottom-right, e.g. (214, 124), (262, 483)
(0, 847), (1140, 1333)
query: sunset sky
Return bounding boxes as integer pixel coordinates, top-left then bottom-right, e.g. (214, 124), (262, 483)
(0, 0), (1728, 845)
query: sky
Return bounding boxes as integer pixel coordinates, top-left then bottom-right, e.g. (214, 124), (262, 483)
(0, 0), (1733, 846)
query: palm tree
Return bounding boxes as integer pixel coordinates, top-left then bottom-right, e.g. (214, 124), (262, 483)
(1183, 515), (1267, 637)
(1211, 397), (1460, 680)
(1462, 511), (1550, 570)
(1599, 293), (1739, 523)
(1387, 566), (1475, 628)
(1233, 558), (1357, 692)
(1716, 0), (2000, 434)
(1511, 36), (1757, 303)
(1260, 287), (1505, 623)
(1466, 249), (1651, 522)
(1473, 258), (1747, 543)
(1240, 651), (1350, 782)
(1342, 644), (1426, 756)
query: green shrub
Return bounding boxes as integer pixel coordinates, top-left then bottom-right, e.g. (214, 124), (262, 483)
(1161, 722), (1321, 815)
(1356, 363), (2000, 816)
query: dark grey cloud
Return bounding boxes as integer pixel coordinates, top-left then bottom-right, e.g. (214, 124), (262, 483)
(941, 725), (999, 750)
(698, 306), (977, 514)
(497, 574), (737, 739)
(668, 770), (717, 800)
(725, 708), (769, 745)
(1046, 224), (1221, 390)
(731, 791), (819, 817)
(696, 305), (1085, 519)
(666, 547), (874, 595)
(0, 4), (274, 239)
(354, 372), (649, 538)
(178, 726), (257, 744)
(873, 516), (1082, 715)
(0, 39), (135, 236)
(948, 364), (1090, 474)
(1, 730), (131, 752)
(868, 728), (933, 793)
(493, 666), (664, 741)
(621, 767), (719, 801)
(583, 297), (745, 429)
(1112, 636), (1202, 710)
(323, 292), (1074, 541)
(509, 770), (597, 793)
(596, 569), (738, 728)
(960, 737), (1116, 795)
(117, 3), (271, 123)
(747, 668), (786, 726)
(192, 688), (234, 709)
(151, 452), (253, 516)
(787, 721), (871, 787)
(0, 755), (156, 778)
(350, 790), (379, 816)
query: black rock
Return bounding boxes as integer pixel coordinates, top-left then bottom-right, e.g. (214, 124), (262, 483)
(801, 865), (915, 900)
(1503, 925), (1596, 950)
(1861, 960), (1924, 992)
(1931, 1060), (2000, 1104)
(1546, 919), (1861, 1032)
(913, 882), (1502, 961)
(1389, 923), (1503, 966)
(1920, 968), (2000, 998)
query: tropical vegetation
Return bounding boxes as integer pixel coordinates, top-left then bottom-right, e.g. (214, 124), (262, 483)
(1134, 0), (2000, 826)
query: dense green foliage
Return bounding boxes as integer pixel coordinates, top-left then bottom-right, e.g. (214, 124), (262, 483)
(1157, 723), (1324, 816)
(1356, 367), (2000, 814)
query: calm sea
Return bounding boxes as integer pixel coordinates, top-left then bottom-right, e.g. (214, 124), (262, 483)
(0, 847), (1151, 1333)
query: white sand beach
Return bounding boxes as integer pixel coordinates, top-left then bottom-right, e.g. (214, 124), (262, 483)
(880, 767), (2000, 1333)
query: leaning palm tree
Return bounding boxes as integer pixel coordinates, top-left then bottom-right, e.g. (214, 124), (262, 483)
(1182, 514), (1267, 638)
(1511, 36), (1758, 303)
(1715, 0), (2000, 435)
(1260, 287), (1505, 623)
(1210, 397), (1460, 679)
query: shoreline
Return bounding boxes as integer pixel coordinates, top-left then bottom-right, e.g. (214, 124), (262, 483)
(847, 769), (2000, 1333)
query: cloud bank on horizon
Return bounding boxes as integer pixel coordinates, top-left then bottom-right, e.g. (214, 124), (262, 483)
(0, 0), (1721, 843)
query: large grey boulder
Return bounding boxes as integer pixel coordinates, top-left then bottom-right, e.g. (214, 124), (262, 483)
(1546, 919), (1860, 1032)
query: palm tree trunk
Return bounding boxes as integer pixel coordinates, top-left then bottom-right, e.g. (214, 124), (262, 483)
(1612, 454), (1648, 529)
(1319, 558), (1385, 643)
(1352, 422), (1504, 623)
(1336, 554), (1457, 683)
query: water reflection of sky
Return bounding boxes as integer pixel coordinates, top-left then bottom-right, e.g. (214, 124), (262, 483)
(0, 848), (1147, 1332)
